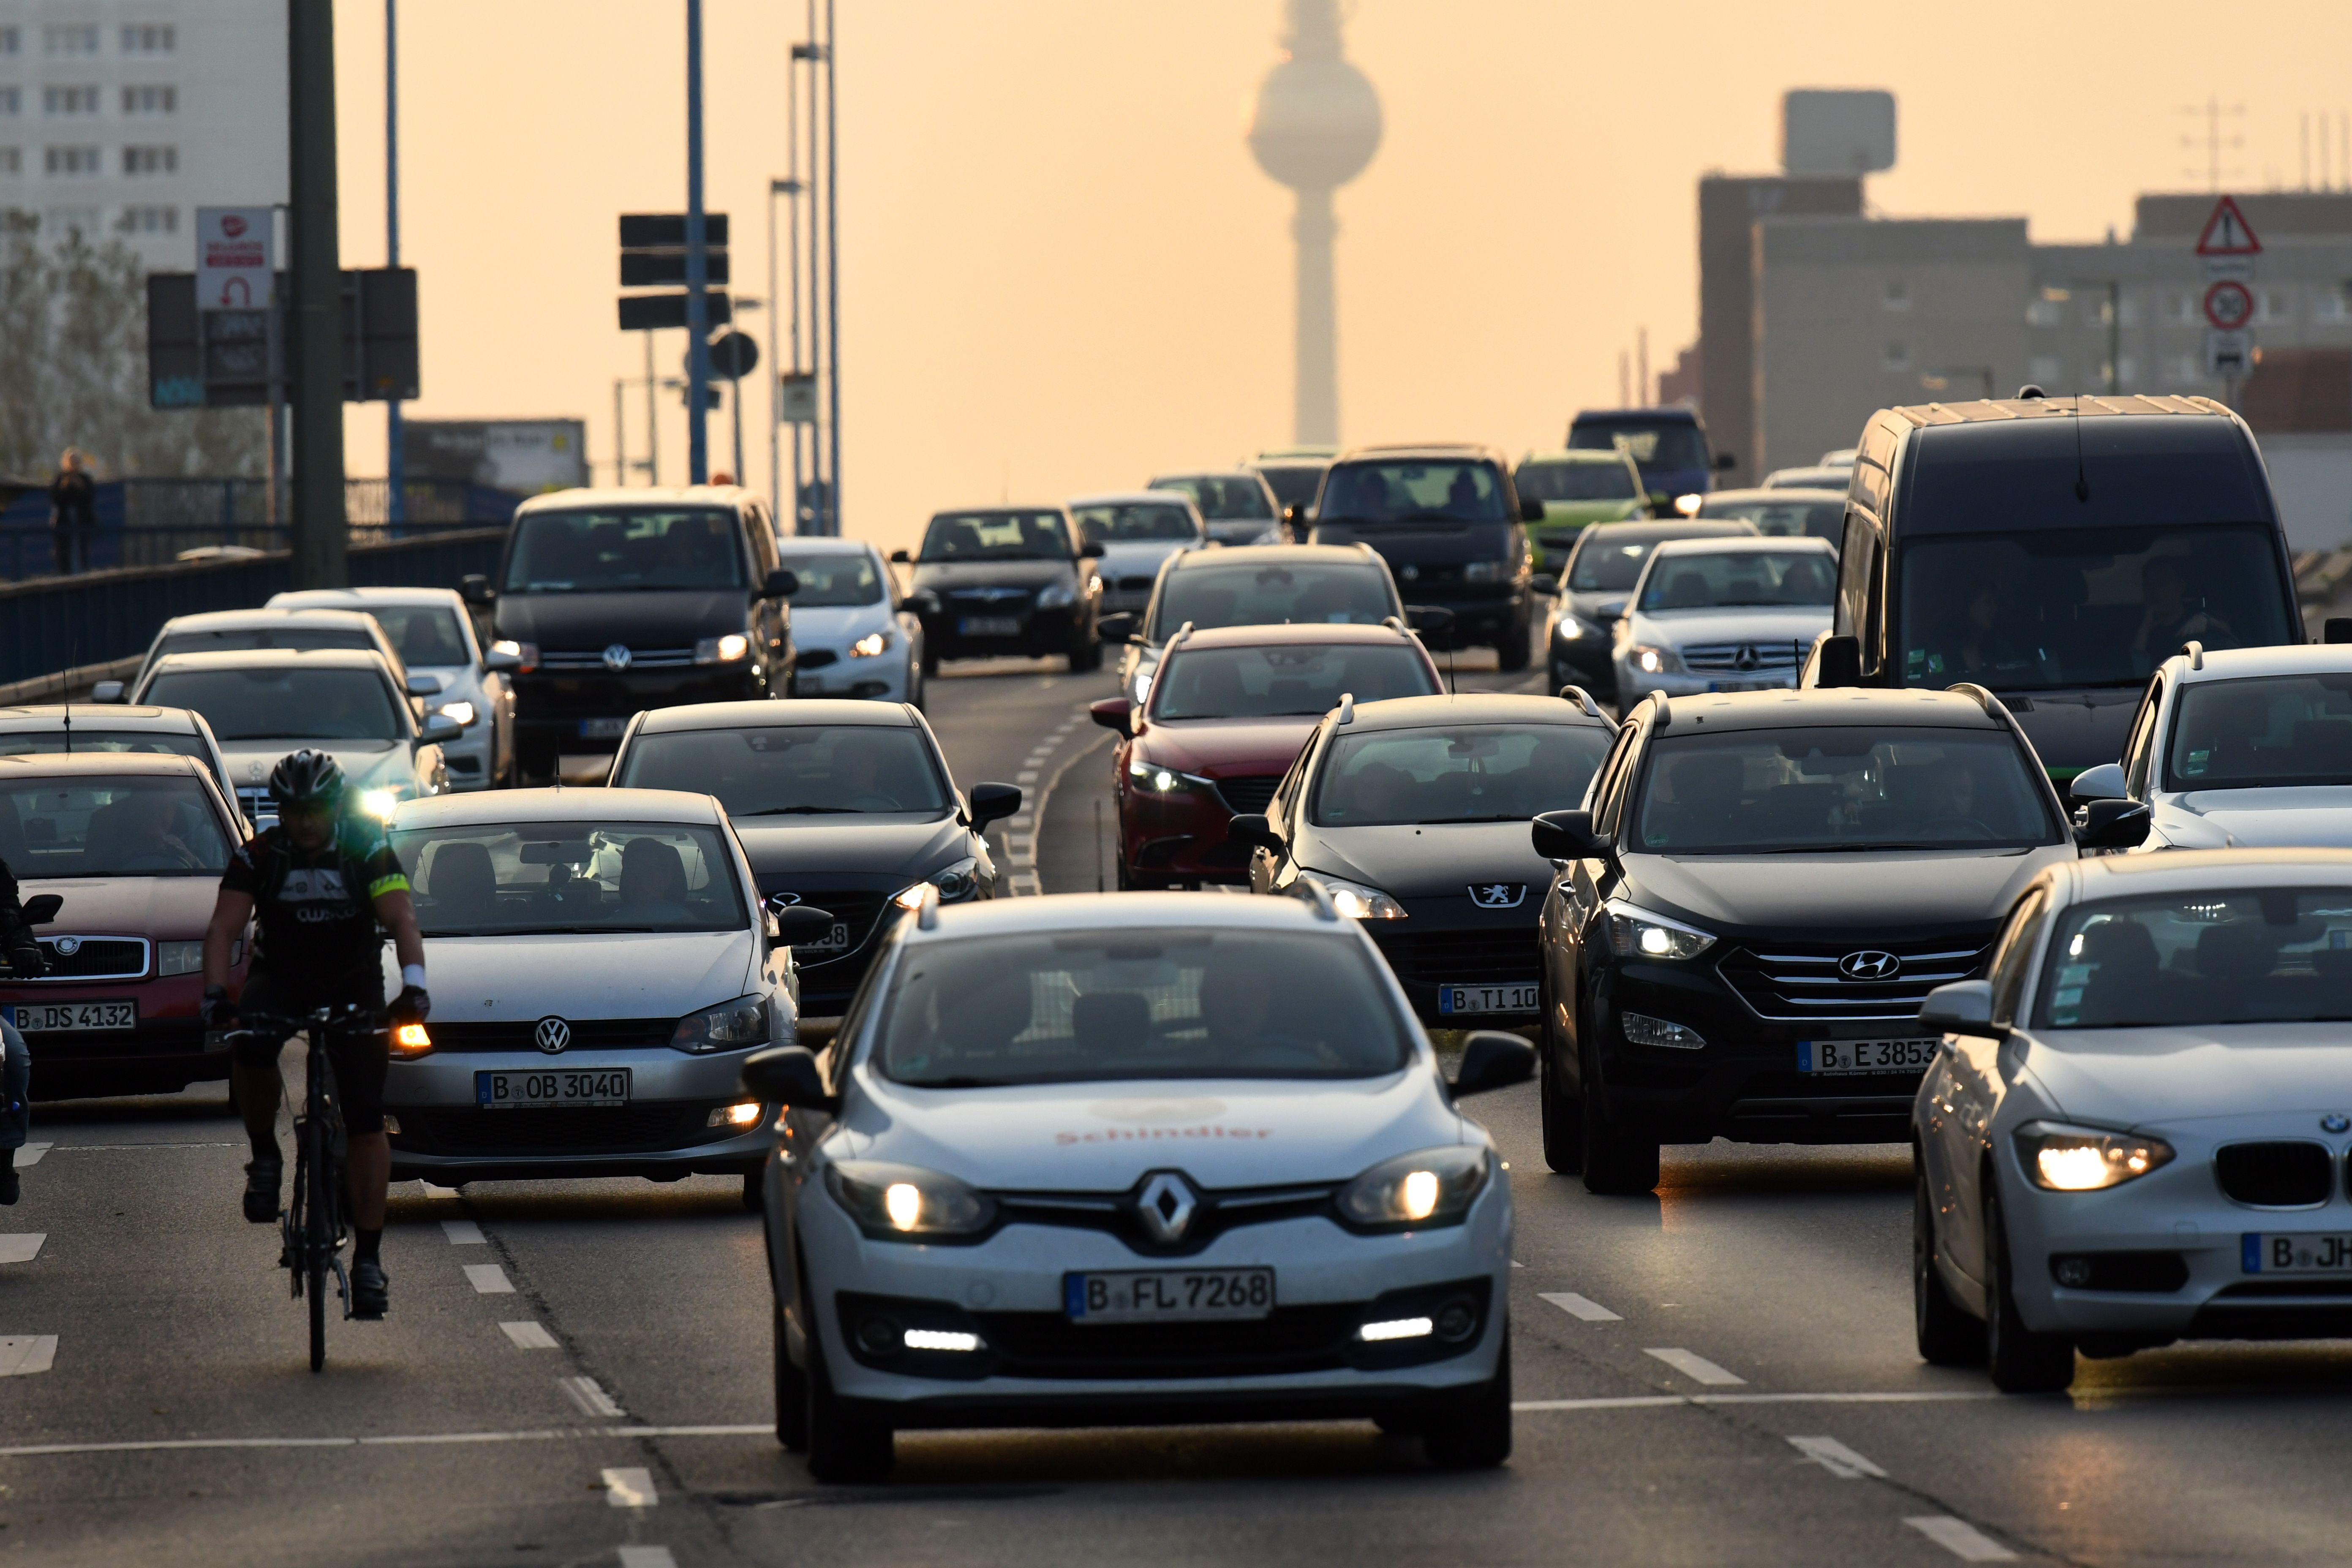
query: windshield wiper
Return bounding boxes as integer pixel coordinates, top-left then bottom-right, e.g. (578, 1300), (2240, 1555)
(743, 805), (860, 815)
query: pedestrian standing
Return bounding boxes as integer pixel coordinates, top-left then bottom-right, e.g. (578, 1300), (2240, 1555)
(0, 858), (41, 1204)
(47, 448), (97, 577)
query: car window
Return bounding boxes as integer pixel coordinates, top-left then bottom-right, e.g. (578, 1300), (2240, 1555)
(1569, 537), (1655, 592)
(367, 604), (471, 667)
(392, 821), (746, 935)
(612, 726), (949, 817)
(919, 509), (1071, 562)
(1268, 729), (1323, 829)
(1152, 562), (1394, 637)
(1836, 512), (1875, 637)
(1150, 644), (1436, 721)
(2038, 887), (2352, 1028)
(1986, 887), (2050, 1026)
(504, 508), (743, 593)
(1074, 502), (1198, 544)
(0, 775), (231, 877)
(2164, 672), (2352, 789)
(873, 929), (1413, 1086)
(145, 667), (403, 742)
(1314, 724), (1612, 827)
(159, 626), (375, 659)
(1630, 727), (2061, 853)
(1516, 461), (1639, 503)
(1636, 550), (1834, 612)
(1150, 476), (1274, 521)
(778, 552), (885, 607)
(0, 729), (212, 772)
(1255, 465), (1326, 510)
(1316, 460), (1508, 525)
(1701, 498), (1843, 544)
(1568, 422), (1708, 471)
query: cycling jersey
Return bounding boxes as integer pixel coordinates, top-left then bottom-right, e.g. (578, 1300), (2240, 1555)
(220, 817), (409, 977)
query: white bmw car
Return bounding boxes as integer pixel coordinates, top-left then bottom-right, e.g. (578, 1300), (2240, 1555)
(1914, 848), (2352, 1391)
(745, 887), (1533, 1481)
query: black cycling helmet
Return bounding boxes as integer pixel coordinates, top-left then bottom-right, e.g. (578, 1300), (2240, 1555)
(267, 749), (345, 811)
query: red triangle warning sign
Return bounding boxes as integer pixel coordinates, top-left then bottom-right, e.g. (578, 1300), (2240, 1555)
(2195, 195), (2262, 256)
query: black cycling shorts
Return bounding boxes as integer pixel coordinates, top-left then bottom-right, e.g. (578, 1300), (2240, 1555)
(232, 967), (391, 1135)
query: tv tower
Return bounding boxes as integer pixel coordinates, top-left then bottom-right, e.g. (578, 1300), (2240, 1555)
(1247, 0), (1381, 445)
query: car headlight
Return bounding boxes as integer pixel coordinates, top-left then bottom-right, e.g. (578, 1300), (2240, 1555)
(359, 788), (402, 820)
(2015, 1121), (2175, 1191)
(1318, 876), (1407, 920)
(670, 995), (770, 1054)
(1337, 1145), (1489, 1230)
(157, 939), (204, 976)
(849, 630), (891, 659)
(695, 633), (751, 664)
(436, 699), (477, 727)
(1603, 899), (1714, 960)
(826, 1159), (996, 1238)
(1629, 643), (1683, 675)
(893, 856), (980, 909)
(1673, 493), (1704, 516)
(493, 639), (538, 672)
(1552, 616), (1585, 642)
(1037, 582), (1076, 610)
(1462, 560), (1507, 584)
(1127, 758), (1211, 795)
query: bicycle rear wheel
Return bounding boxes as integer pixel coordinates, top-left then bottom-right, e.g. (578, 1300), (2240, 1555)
(306, 1112), (330, 1372)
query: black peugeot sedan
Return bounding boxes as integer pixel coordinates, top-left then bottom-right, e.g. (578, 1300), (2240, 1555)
(1529, 686), (2148, 1195)
(607, 700), (1021, 1022)
(1232, 691), (1616, 1026)
(889, 506), (1105, 673)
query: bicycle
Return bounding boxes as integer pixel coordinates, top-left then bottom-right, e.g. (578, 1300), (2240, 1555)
(225, 1002), (378, 1372)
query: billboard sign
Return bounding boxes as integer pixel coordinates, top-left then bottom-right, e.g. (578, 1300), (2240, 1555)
(402, 420), (588, 494)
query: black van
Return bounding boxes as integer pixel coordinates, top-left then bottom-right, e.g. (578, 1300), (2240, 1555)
(1803, 395), (2300, 781)
(467, 487), (797, 783)
(1307, 443), (1545, 670)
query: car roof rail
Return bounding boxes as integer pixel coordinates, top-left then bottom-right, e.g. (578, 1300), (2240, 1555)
(1336, 691), (1355, 726)
(1296, 876), (1341, 922)
(2180, 639), (2204, 670)
(1557, 684), (1606, 720)
(1945, 681), (2002, 717)
(1165, 620), (1196, 653)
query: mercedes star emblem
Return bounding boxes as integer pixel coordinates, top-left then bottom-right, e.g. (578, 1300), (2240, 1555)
(1838, 950), (1901, 982)
(534, 1015), (572, 1054)
(601, 643), (633, 671)
(1734, 644), (1760, 672)
(1133, 1172), (1199, 1244)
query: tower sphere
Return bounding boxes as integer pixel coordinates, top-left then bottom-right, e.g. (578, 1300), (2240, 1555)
(1247, 54), (1381, 191)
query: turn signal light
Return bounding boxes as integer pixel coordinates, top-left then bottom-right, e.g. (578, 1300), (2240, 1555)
(390, 1023), (432, 1057)
(706, 1101), (765, 1128)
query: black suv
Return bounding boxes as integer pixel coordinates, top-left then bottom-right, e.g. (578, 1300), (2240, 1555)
(1529, 686), (2147, 1195)
(468, 488), (796, 783)
(890, 506), (1105, 672)
(1308, 444), (1545, 670)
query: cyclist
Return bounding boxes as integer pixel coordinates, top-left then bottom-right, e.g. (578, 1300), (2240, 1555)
(0, 855), (41, 1205)
(198, 751), (427, 1320)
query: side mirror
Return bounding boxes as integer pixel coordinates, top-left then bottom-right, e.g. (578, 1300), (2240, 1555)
(420, 713), (465, 744)
(1918, 979), (1995, 1037)
(772, 905), (838, 945)
(762, 568), (800, 600)
(1714, 452), (1738, 471)
(1089, 696), (1133, 738)
(1097, 612), (1135, 644)
(90, 681), (125, 703)
(406, 672), (447, 697)
(1451, 1030), (1536, 1097)
(1080, 540), (1107, 559)
(459, 574), (496, 607)
(1530, 573), (1558, 597)
(1405, 604), (1455, 634)
(1809, 632), (1862, 689)
(1530, 808), (1609, 861)
(1520, 496), (1546, 524)
(1228, 813), (1282, 853)
(20, 894), (62, 926)
(740, 1044), (836, 1112)
(888, 548), (912, 565)
(482, 648), (523, 674)
(2069, 762), (2129, 804)
(2076, 797), (2152, 851)
(968, 781), (1023, 828)
(2326, 617), (2352, 645)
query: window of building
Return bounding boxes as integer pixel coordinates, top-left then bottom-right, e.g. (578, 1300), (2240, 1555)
(2317, 290), (2352, 325)
(0, 148), (21, 176)
(122, 85), (176, 115)
(2173, 293), (2201, 325)
(44, 144), (100, 176)
(43, 206), (98, 237)
(2115, 355), (2138, 387)
(121, 144), (177, 176)
(1881, 340), (1910, 373)
(44, 85), (99, 116)
(2025, 297), (2063, 328)
(0, 27), (19, 56)
(0, 87), (19, 117)
(117, 204), (176, 234)
(2028, 355), (2062, 386)
(1882, 278), (1910, 311)
(121, 24), (176, 55)
(2165, 354), (2202, 385)
(44, 24), (100, 56)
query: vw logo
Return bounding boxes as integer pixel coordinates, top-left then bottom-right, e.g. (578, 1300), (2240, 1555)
(52, 936), (80, 957)
(1400, 564), (1421, 581)
(1838, 950), (1902, 982)
(2325, 1114), (2351, 1135)
(601, 643), (633, 671)
(1468, 883), (1527, 909)
(1734, 644), (1760, 672)
(1132, 1171), (1199, 1244)
(533, 1015), (572, 1054)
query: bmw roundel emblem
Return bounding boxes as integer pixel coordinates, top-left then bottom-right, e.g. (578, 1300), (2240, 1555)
(2325, 1114), (2350, 1134)
(534, 1015), (572, 1054)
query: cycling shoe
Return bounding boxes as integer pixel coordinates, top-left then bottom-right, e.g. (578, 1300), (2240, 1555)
(0, 1162), (18, 1206)
(242, 1157), (282, 1223)
(350, 1258), (389, 1320)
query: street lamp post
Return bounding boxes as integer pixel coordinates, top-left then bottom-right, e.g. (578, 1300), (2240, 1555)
(384, 0), (403, 530)
(683, 0), (712, 485)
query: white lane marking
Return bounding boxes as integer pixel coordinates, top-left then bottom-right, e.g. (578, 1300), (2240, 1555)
(1515, 1391), (1999, 1411)
(1010, 714), (1113, 897)
(0, 1337), (57, 1376)
(1540, 1291), (1621, 1322)
(0, 1234), (44, 1264)
(1639, 1348), (1747, 1385)
(14, 1144), (48, 1168)
(441, 1220), (486, 1245)
(462, 1263), (514, 1294)
(0, 1424), (770, 1459)
(1788, 1435), (1886, 1478)
(1510, 1260), (1524, 1269)
(41, 1141), (237, 1152)
(560, 1376), (626, 1418)
(602, 1465), (658, 1507)
(617, 1549), (678, 1568)
(1906, 1516), (2018, 1562)
(499, 1320), (559, 1350)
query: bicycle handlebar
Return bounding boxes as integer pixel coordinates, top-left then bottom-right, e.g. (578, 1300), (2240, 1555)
(223, 1003), (383, 1046)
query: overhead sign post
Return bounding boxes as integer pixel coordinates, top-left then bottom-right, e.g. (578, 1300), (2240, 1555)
(2194, 196), (2262, 406)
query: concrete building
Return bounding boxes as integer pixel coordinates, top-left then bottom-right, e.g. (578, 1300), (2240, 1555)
(0, 0), (285, 271)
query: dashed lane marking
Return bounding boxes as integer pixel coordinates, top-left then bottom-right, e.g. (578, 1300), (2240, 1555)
(1539, 1291), (1621, 1322)
(602, 1465), (658, 1508)
(441, 1220), (486, 1244)
(0, 1337), (57, 1376)
(617, 1549), (678, 1568)
(561, 1376), (626, 1418)
(14, 1145), (49, 1168)
(500, 1320), (559, 1350)
(463, 1263), (514, 1294)
(1788, 1435), (1887, 1478)
(1514, 1392), (1997, 1412)
(1905, 1516), (2019, 1562)
(1643, 1347), (1746, 1386)
(0, 1235), (44, 1264)
(421, 1182), (460, 1198)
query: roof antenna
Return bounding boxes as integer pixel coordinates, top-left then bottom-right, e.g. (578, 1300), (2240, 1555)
(2071, 391), (2090, 503)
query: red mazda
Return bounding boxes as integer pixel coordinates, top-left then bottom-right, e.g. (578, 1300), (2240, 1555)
(1092, 622), (1441, 888)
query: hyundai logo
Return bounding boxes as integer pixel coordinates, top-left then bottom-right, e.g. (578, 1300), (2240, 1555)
(1132, 1171), (1199, 1244)
(601, 643), (633, 671)
(2325, 1114), (2351, 1135)
(1838, 950), (1902, 982)
(1468, 883), (1527, 909)
(534, 1015), (572, 1054)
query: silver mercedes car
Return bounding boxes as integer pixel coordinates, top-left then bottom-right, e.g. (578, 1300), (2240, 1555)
(379, 786), (830, 1204)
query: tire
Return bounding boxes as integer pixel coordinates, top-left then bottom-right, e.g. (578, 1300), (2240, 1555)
(1983, 1182), (2074, 1392)
(921, 646), (940, 679)
(1579, 1037), (1659, 1195)
(1421, 1324), (1512, 1470)
(1914, 1162), (1985, 1366)
(305, 1123), (330, 1373)
(1494, 610), (1532, 672)
(1538, 990), (1584, 1174)
(804, 1325), (894, 1483)
(742, 1171), (765, 1213)
(773, 1291), (809, 1451)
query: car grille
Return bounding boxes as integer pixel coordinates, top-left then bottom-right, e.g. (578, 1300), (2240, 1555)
(2216, 1141), (2334, 1207)
(395, 1104), (724, 1157)
(1370, 927), (1539, 986)
(1679, 640), (1807, 675)
(425, 1018), (674, 1052)
(237, 787), (278, 828)
(28, 936), (148, 981)
(1116, 575), (1157, 593)
(1212, 776), (1281, 814)
(538, 645), (698, 671)
(1715, 931), (1995, 1022)
(796, 648), (840, 671)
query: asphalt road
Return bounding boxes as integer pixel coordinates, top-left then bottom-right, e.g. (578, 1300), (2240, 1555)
(10, 639), (2352, 1565)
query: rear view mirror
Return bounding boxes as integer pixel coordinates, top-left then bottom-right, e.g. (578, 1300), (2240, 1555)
(460, 574), (496, 607)
(2076, 798), (2151, 852)
(762, 568), (800, 599)
(1530, 809), (1608, 861)
(2069, 762), (2128, 804)
(1918, 980), (1995, 1037)
(772, 905), (837, 944)
(1097, 612), (1135, 644)
(420, 713), (465, 743)
(967, 781), (1023, 828)
(1451, 1031), (1536, 1097)
(1089, 697), (1133, 738)
(889, 548), (912, 565)
(1405, 605), (1454, 634)
(482, 648), (523, 674)
(19, 895), (62, 926)
(741, 1045), (836, 1112)
(1520, 496), (1546, 524)
(1530, 573), (1557, 597)
(2327, 618), (2352, 645)
(1227, 813), (1282, 854)
(90, 681), (125, 703)
(1806, 633), (1862, 689)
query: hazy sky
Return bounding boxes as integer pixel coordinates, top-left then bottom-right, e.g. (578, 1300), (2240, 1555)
(330, 0), (2352, 550)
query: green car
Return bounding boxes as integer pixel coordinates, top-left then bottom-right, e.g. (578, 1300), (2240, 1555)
(1513, 449), (1650, 573)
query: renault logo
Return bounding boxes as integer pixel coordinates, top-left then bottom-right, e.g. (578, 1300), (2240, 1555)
(601, 643), (633, 671)
(534, 1015), (572, 1054)
(1468, 883), (1527, 909)
(1132, 1171), (1198, 1244)
(1839, 950), (1902, 982)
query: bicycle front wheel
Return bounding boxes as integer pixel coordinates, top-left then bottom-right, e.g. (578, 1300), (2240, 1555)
(307, 1117), (332, 1372)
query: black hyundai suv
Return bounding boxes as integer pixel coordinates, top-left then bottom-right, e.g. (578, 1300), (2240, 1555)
(469, 487), (796, 783)
(1528, 686), (2147, 1195)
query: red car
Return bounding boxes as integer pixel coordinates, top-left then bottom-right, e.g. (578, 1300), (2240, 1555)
(0, 752), (252, 1100)
(1092, 622), (1442, 888)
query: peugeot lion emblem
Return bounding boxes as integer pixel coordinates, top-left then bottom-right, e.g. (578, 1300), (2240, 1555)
(2325, 1114), (2351, 1135)
(1134, 1172), (1198, 1244)
(601, 643), (633, 671)
(1838, 950), (1901, 982)
(1469, 883), (1527, 910)
(534, 1015), (572, 1054)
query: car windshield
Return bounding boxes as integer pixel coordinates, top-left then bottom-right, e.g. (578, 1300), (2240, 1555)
(2039, 888), (2352, 1028)
(2165, 673), (2352, 789)
(1569, 422), (1709, 472)
(1152, 476), (1274, 520)
(0, 775), (231, 877)
(1569, 537), (1655, 592)
(144, 667), (403, 742)
(1151, 563), (1394, 637)
(1637, 550), (1834, 612)
(874, 929), (1413, 1086)
(1075, 502), (1198, 544)
(1701, 498), (1843, 543)
(158, 626), (373, 661)
(1316, 460), (1509, 524)
(503, 509), (743, 593)
(1253, 465), (1326, 509)
(1517, 460), (1639, 503)
(918, 510), (1070, 561)
(1631, 727), (2059, 853)
(1150, 644), (1436, 721)
(612, 726), (948, 816)
(1315, 723), (1612, 826)
(778, 552), (884, 607)
(1897, 524), (2293, 691)
(392, 822), (746, 935)
(368, 604), (471, 667)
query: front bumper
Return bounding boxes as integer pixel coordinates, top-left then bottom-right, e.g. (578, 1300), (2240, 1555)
(3, 972), (235, 1095)
(1115, 772), (1254, 886)
(790, 645), (909, 701)
(1611, 659), (1796, 700)
(1368, 901), (1543, 1026)
(513, 667), (768, 763)
(918, 604), (1084, 661)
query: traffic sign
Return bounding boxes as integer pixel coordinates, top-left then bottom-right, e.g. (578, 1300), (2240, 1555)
(194, 206), (274, 310)
(620, 213), (730, 249)
(621, 250), (732, 287)
(2204, 279), (2254, 330)
(2204, 329), (2253, 379)
(2195, 195), (2262, 257)
(708, 332), (759, 379)
(778, 372), (817, 425)
(618, 292), (732, 332)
